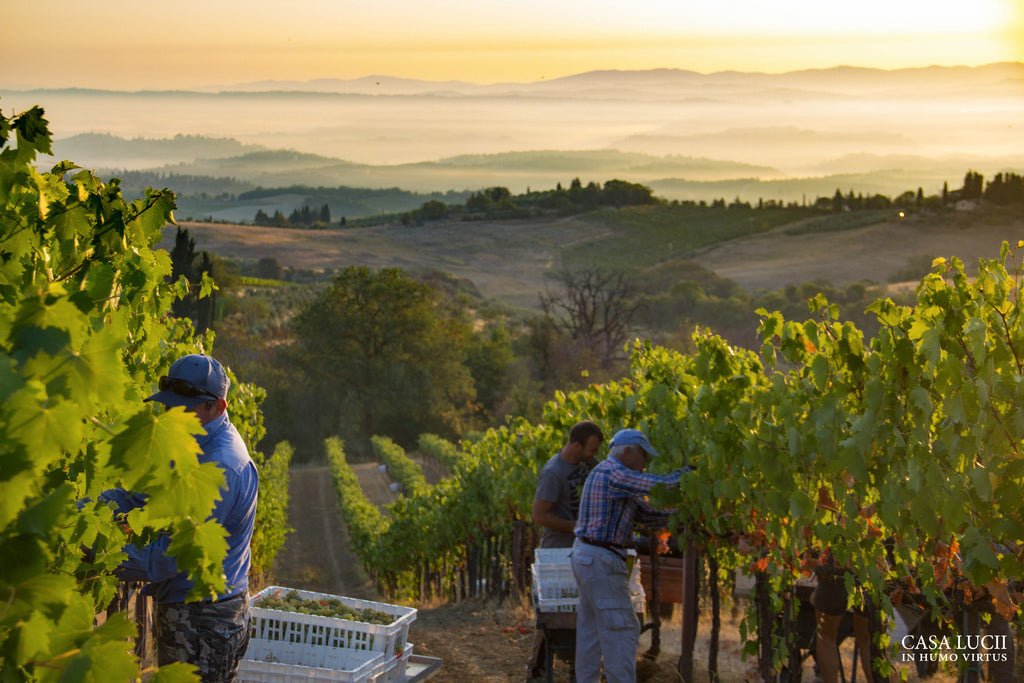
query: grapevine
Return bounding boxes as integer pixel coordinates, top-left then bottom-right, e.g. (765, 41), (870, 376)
(327, 245), (1024, 679)
(0, 104), (279, 681)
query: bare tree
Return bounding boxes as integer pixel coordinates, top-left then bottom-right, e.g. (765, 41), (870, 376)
(539, 268), (640, 369)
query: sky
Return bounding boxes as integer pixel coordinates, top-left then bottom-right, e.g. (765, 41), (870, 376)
(3, 0), (1023, 90)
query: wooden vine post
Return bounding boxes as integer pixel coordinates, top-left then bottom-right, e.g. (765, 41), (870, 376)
(678, 539), (699, 682)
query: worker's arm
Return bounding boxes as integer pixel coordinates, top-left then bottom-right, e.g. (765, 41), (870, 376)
(532, 497), (575, 533)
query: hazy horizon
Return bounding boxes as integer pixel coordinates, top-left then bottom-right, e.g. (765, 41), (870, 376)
(7, 0), (1022, 199)
(7, 1), (1023, 91)
(6, 63), (1022, 180)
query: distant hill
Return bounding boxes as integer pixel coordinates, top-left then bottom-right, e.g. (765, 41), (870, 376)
(45, 132), (262, 167)
(87, 141), (783, 194)
(8, 62), (1021, 207)
(182, 62), (1024, 98)
(47, 131), (1024, 220)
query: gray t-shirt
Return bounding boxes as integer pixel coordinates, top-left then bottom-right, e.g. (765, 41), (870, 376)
(535, 453), (595, 548)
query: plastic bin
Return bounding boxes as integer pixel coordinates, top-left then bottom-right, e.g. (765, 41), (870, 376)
(237, 638), (386, 683)
(370, 643), (414, 683)
(531, 548), (645, 614)
(251, 586), (417, 658)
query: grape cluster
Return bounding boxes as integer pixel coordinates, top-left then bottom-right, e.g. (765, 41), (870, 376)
(256, 590), (395, 625)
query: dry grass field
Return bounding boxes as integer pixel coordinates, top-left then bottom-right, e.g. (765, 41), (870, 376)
(171, 216), (606, 310)
(172, 207), (1024, 310)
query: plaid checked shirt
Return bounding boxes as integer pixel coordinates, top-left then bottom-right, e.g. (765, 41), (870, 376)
(573, 455), (683, 547)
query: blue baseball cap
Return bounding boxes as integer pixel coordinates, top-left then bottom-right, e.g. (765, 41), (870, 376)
(144, 354), (230, 409)
(610, 428), (660, 457)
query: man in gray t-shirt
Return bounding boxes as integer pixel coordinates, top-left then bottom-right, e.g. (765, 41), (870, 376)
(527, 420), (604, 681)
(535, 450), (596, 548)
(532, 420), (604, 547)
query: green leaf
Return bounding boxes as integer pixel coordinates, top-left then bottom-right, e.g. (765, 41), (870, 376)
(129, 189), (176, 243)
(909, 386), (931, 416)
(14, 106), (53, 156)
(810, 353), (829, 391)
(14, 609), (55, 664)
(108, 409), (203, 492)
(16, 484), (73, 537)
(83, 262), (117, 305)
(140, 459), (225, 528)
(961, 526), (1000, 576)
(61, 637), (145, 682)
(63, 321), (129, 406)
(6, 383), (83, 458)
(969, 467), (992, 502)
(49, 205), (89, 247)
(789, 490), (813, 520)
(0, 349), (23, 401)
(918, 327), (941, 370)
(14, 297), (88, 350)
(0, 574), (74, 631)
(168, 518), (229, 601)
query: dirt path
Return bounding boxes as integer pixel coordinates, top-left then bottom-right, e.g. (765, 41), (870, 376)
(269, 464), (376, 599)
(270, 459), (556, 682)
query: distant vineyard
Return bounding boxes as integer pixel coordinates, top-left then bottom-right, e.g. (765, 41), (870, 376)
(372, 435), (429, 496)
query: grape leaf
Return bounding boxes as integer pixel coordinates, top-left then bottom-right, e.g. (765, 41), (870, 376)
(167, 518), (229, 601)
(107, 409), (203, 491)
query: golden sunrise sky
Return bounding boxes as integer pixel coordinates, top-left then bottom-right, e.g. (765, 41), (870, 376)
(4, 0), (1024, 90)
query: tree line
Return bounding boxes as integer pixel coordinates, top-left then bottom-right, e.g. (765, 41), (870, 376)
(250, 167), (1023, 231)
(254, 203), (332, 228)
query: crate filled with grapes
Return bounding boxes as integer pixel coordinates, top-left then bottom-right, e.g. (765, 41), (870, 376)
(245, 586), (418, 680)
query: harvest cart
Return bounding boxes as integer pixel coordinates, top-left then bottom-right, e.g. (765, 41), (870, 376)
(530, 549), (645, 683)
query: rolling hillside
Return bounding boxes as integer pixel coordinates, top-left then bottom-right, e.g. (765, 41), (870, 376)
(168, 203), (1024, 310)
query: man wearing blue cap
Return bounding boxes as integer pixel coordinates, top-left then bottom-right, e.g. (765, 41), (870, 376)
(571, 428), (688, 683)
(109, 354), (259, 682)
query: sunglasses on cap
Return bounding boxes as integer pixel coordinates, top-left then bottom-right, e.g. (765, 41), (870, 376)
(159, 375), (221, 400)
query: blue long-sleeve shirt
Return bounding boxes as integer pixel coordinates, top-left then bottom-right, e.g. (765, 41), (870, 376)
(574, 455), (682, 547)
(114, 412), (259, 604)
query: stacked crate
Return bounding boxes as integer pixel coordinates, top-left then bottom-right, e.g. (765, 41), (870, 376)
(238, 586), (417, 683)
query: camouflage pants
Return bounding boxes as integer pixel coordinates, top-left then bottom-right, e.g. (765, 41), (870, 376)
(155, 592), (250, 682)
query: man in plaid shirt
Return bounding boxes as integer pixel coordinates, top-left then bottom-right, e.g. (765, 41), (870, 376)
(571, 428), (688, 683)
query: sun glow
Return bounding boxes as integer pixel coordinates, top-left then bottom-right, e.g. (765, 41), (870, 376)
(2, 0), (1020, 89)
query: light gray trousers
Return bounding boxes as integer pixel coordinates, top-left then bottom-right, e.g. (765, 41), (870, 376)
(570, 538), (640, 683)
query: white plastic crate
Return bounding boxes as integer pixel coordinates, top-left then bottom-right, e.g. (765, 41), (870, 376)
(531, 547), (645, 614)
(238, 638), (386, 683)
(369, 643), (413, 683)
(251, 586), (417, 658)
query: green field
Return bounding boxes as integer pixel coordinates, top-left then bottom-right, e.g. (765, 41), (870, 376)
(569, 205), (813, 270)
